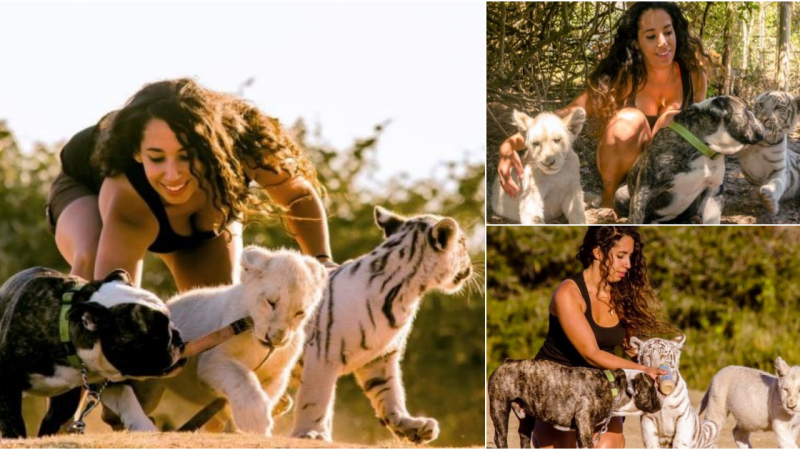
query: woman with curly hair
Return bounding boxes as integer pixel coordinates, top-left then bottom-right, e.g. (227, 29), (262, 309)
(529, 226), (677, 448)
(497, 2), (715, 215)
(46, 78), (333, 290)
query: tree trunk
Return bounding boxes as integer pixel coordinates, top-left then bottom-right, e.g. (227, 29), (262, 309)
(721, 3), (734, 95)
(699, 2), (712, 39)
(777, 2), (791, 91)
(742, 13), (749, 71)
(759, 4), (765, 69)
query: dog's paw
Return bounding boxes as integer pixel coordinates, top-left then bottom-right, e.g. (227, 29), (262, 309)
(294, 430), (330, 441)
(383, 415), (440, 444)
(758, 186), (780, 215)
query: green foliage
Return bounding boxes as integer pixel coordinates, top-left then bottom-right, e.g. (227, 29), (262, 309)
(0, 119), (485, 446)
(487, 226), (800, 392)
(487, 1), (800, 108)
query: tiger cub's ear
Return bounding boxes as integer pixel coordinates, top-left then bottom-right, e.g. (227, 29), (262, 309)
(429, 218), (459, 252)
(374, 206), (406, 237)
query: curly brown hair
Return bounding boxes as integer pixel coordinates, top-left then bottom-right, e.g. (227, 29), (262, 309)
(92, 78), (321, 231)
(577, 226), (678, 343)
(587, 2), (718, 134)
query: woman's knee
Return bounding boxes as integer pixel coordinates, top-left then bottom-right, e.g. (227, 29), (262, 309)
(603, 108), (650, 148)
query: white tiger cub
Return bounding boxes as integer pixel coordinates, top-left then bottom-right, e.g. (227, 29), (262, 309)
(699, 356), (800, 449)
(490, 108), (587, 224)
(737, 91), (800, 215)
(291, 206), (474, 444)
(100, 246), (327, 435)
(631, 335), (719, 448)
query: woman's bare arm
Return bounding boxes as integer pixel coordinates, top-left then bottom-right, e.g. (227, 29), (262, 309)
(552, 280), (664, 379)
(252, 169), (333, 264)
(95, 176), (158, 286)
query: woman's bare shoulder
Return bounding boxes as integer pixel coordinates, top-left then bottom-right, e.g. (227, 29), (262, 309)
(99, 175), (156, 226)
(552, 278), (586, 313)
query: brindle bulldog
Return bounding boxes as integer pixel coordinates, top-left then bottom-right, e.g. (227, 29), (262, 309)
(0, 268), (184, 438)
(488, 359), (663, 449)
(615, 96), (765, 224)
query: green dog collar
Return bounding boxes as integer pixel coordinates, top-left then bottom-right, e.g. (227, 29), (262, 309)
(604, 370), (619, 397)
(60, 285), (84, 368)
(668, 121), (721, 160)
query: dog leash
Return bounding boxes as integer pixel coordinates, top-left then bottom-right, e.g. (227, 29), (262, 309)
(67, 366), (109, 434)
(60, 284), (112, 434)
(176, 317), (277, 432)
(182, 317), (255, 357)
(667, 121), (721, 160)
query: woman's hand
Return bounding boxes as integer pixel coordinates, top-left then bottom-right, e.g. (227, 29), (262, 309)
(497, 133), (526, 197)
(642, 365), (668, 380)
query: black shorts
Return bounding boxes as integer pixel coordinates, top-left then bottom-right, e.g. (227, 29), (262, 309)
(45, 172), (96, 234)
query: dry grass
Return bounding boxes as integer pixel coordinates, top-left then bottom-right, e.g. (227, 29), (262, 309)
(1, 432), (368, 449)
(486, 102), (800, 225)
(6, 406), (480, 449)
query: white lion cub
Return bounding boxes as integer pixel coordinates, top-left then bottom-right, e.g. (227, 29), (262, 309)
(491, 108), (587, 224)
(100, 246), (327, 435)
(699, 356), (800, 448)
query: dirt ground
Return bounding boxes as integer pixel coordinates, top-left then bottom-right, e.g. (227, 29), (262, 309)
(484, 388), (793, 449)
(486, 102), (800, 225)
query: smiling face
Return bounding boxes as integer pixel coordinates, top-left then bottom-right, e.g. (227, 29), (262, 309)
(636, 8), (676, 70)
(604, 235), (634, 282)
(134, 118), (202, 205)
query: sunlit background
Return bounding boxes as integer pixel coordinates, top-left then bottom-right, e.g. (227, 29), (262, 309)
(0, 1), (484, 184)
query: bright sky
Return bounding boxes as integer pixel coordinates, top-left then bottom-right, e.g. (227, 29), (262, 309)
(0, 2), (485, 184)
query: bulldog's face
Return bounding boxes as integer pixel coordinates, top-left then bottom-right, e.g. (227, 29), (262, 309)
(613, 370), (663, 416)
(693, 96), (765, 154)
(69, 270), (185, 381)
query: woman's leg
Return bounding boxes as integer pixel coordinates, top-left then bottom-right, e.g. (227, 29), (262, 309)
(595, 417), (625, 449)
(532, 416), (624, 449)
(532, 419), (576, 448)
(596, 107), (652, 208)
(54, 196), (103, 280)
(159, 222), (243, 292)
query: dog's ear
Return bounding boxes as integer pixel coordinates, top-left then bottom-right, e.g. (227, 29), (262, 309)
(512, 110), (536, 133)
(708, 97), (731, 120)
(70, 302), (111, 334)
(562, 108), (586, 140)
(102, 269), (132, 285)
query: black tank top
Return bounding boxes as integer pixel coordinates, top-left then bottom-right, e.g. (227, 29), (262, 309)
(534, 272), (627, 368)
(59, 125), (217, 254)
